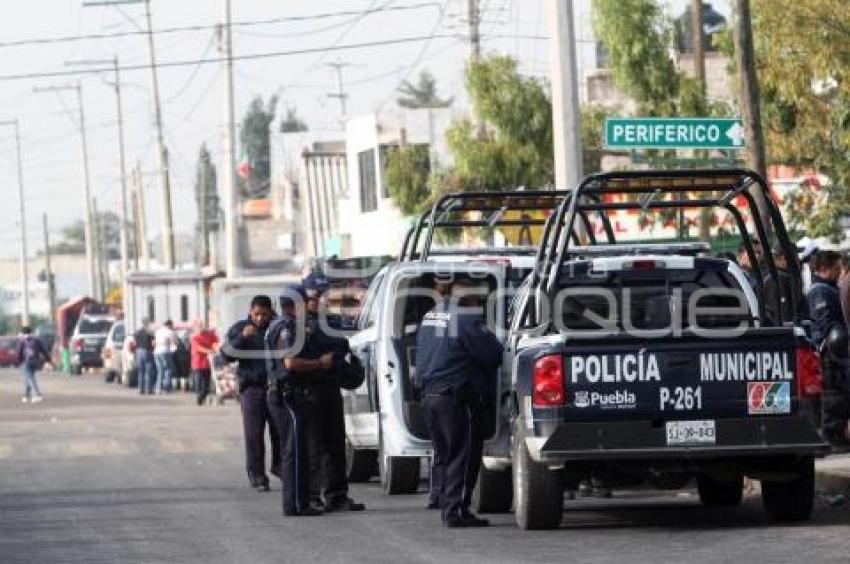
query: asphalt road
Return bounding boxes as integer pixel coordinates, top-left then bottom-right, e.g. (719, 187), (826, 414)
(2, 368), (850, 564)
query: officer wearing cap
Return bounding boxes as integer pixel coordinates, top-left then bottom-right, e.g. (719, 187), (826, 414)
(415, 277), (503, 528)
(807, 250), (850, 447)
(300, 272), (366, 512)
(264, 285), (326, 516)
(223, 295), (281, 491)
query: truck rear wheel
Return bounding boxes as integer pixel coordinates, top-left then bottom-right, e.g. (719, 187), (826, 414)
(513, 431), (563, 530)
(473, 465), (513, 513)
(761, 457), (815, 522)
(378, 435), (420, 494)
(697, 474), (743, 507)
(345, 440), (377, 483)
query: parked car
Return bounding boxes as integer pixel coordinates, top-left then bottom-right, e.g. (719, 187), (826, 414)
(70, 313), (115, 374)
(101, 321), (125, 382)
(0, 336), (19, 367)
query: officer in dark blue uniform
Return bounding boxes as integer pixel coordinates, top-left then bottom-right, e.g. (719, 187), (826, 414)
(300, 273), (366, 512)
(264, 285), (323, 516)
(415, 277), (503, 528)
(807, 250), (850, 446)
(223, 295), (281, 491)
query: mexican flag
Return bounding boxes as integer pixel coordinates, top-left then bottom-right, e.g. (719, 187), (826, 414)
(237, 149), (252, 180)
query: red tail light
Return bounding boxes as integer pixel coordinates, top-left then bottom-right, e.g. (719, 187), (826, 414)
(796, 345), (822, 399)
(103, 347), (112, 359)
(73, 339), (83, 352)
(533, 354), (565, 407)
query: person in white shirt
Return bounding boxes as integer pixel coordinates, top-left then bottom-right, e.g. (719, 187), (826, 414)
(153, 320), (178, 394)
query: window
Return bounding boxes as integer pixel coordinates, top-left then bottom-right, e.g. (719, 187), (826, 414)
(180, 295), (189, 322)
(147, 296), (155, 323)
(358, 149), (378, 212)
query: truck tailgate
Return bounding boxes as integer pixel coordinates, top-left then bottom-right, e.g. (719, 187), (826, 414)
(556, 330), (801, 422)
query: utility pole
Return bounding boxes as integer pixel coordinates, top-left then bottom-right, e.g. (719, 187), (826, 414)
(0, 119), (30, 326)
(143, 0), (175, 269)
(691, 0), (705, 92)
(92, 196), (104, 300)
(547, 0), (583, 191)
(467, 0), (481, 61)
(83, 0), (174, 268)
(43, 214), (57, 331)
(134, 163), (151, 270)
(64, 57), (131, 289)
(732, 0), (769, 218)
(326, 61), (352, 118)
(33, 84), (96, 298)
(220, 0), (239, 278)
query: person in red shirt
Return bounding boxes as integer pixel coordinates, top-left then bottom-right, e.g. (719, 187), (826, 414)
(190, 321), (219, 406)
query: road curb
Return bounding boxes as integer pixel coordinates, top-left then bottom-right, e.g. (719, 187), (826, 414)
(815, 455), (850, 497)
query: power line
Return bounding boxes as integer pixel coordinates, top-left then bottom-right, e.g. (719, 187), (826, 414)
(0, 34), (459, 82)
(0, 3), (441, 49)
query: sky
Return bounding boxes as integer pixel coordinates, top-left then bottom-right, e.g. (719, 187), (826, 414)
(0, 0), (724, 260)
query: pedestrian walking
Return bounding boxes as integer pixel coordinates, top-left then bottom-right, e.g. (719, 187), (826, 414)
(223, 295), (281, 491)
(17, 326), (52, 404)
(297, 273), (365, 513)
(264, 284), (324, 517)
(154, 320), (178, 394)
(807, 250), (850, 447)
(190, 320), (219, 406)
(415, 277), (503, 528)
(134, 320), (156, 395)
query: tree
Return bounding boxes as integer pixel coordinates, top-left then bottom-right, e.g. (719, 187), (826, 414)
(750, 0), (850, 240)
(194, 143), (219, 264)
(279, 107), (308, 133)
(396, 71), (453, 109)
(239, 95), (278, 198)
(51, 212), (136, 260)
(385, 145), (432, 216)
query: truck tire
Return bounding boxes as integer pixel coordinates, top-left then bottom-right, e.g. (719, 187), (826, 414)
(761, 457), (815, 522)
(473, 465), (513, 513)
(346, 440), (377, 483)
(513, 431), (563, 530)
(379, 435), (420, 494)
(697, 474), (743, 507)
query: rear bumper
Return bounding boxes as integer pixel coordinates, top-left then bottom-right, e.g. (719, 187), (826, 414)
(528, 417), (830, 463)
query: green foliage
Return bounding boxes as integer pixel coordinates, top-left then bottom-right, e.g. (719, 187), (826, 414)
(239, 95), (278, 198)
(444, 56), (554, 190)
(385, 145), (432, 216)
(279, 107), (308, 133)
(592, 0), (681, 115)
(194, 143), (219, 234)
(397, 71), (453, 109)
(752, 0), (850, 240)
(581, 105), (610, 175)
(52, 211), (136, 260)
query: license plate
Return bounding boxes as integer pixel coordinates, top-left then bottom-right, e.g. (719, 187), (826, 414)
(665, 420), (716, 446)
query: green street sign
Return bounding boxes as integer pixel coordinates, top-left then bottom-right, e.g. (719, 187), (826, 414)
(604, 117), (745, 149)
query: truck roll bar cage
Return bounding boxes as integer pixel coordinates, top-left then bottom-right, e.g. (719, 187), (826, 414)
(532, 168), (803, 326)
(398, 189), (615, 262)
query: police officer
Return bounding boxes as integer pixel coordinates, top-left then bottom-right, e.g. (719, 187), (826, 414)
(264, 285), (325, 517)
(223, 295), (281, 491)
(299, 273), (366, 512)
(807, 250), (850, 447)
(416, 277), (503, 528)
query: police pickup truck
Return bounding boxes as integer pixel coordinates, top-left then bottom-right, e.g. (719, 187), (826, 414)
(344, 190), (565, 503)
(508, 169), (830, 529)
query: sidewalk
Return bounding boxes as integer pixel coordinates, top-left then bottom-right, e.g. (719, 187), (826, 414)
(816, 454), (850, 496)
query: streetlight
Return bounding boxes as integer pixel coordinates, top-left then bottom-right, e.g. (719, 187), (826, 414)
(32, 83), (98, 300)
(0, 119), (30, 326)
